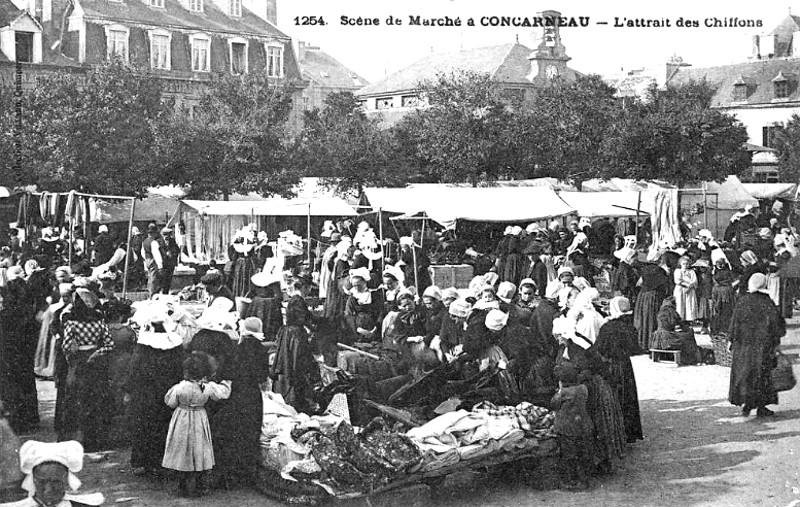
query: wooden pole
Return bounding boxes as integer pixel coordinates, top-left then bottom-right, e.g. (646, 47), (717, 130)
(635, 191), (641, 241)
(307, 203), (312, 262)
(121, 198), (136, 298)
(378, 207), (385, 298)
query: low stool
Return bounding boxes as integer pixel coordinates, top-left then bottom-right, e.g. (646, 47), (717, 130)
(650, 349), (681, 365)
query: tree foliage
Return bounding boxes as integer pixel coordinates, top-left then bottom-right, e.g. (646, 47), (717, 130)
(0, 59), (168, 197)
(396, 70), (519, 186)
(603, 81), (751, 186)
(159, 73), (297, 199)
(774, 114), (800, 182)
(292, 91), (410, 193)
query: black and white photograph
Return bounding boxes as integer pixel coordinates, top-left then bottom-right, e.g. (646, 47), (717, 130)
(0, 0), (799, 505)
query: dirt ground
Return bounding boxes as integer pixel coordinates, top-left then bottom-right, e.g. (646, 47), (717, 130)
(15, 320), (800, 507)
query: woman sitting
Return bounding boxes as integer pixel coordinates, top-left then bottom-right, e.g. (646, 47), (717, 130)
(649, 296), (700, 365)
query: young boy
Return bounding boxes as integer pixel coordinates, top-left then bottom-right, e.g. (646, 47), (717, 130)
(551, 364), (595, 490)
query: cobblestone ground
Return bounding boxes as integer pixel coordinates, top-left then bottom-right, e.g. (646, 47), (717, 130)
(13, 320), (800, 507)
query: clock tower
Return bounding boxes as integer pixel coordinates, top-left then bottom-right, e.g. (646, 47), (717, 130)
(528, 10), (571, 84)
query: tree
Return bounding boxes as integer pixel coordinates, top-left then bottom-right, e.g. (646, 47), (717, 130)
(395, 70), (520, 186)
(604, 81), (751, 186)
(292, 91), (408, 193)
(514, 74), (623, 185)
(159, 73), (297, 199)
(0, 59), (169, 197)
(773, 114), (800, 182)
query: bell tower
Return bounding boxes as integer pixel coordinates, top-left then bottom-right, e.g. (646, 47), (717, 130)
(528, 10), (571, 83)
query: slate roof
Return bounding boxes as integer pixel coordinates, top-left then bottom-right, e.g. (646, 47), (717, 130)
(668, 58), (800, 107)
(299, 45), (367, 90)
(358, 43), (579, 97)
(0, 0), (22, 27)
(77, 0), (289, 40)
(767, 14), (800, 58)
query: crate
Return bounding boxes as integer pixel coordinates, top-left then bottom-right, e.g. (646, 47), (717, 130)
(115, 291), (149, 302)
(650, 349), (681, 365)
(711, 334), (732, 367)
(430, 264), (474, 289)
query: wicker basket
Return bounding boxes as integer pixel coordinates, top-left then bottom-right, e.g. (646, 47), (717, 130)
(711, 333), (732, 367)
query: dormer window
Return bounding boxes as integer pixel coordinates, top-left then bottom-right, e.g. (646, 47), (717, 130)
(14, 32), (34, 63)
(773, 72), (790, 99)
(733, 77), (748, 102)
(229, 0), (241, 16)
(190, 0), (203, 12)
(266, 44), (283, 77)
(150, 0), (165, 7)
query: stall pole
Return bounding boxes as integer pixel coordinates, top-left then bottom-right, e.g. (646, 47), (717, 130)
(307, 203), (312, 262)
(635, 191), (641, 239)
(378, 207), (385, 299)
(121, 198), (136, 298)
(412, 243), (419, 295)
(68, 214), (73, 268)
(702, 185), (708, 229)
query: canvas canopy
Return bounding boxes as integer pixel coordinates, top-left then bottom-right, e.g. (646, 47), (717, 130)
(178, 197), (357, 217)
(742, 183), (798, 201)
(362, 186), (574, 229)
(558, 191), (652, 218)
(92, 194), (180, 224)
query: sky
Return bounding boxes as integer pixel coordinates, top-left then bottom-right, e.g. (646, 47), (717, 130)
(278, 0), (793, 83)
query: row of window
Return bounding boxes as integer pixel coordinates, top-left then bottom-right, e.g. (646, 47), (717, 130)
(106, 26), (283, 76)
(733, 74), (792, 101)
(109, 0), (242, 17)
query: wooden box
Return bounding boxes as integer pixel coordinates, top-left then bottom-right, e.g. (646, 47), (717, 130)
(430, 264), (474, 289)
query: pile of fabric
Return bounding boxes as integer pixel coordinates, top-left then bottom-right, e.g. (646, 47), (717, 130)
(259, 392), (422, 495)
(406, 402), (554, 472)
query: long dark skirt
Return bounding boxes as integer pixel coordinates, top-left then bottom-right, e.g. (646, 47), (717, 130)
(231, 257), (256, 299)
(129, 345), (184, 471)
(650, 329), (700, 366)
(0, 319), (40, 434)
(212, 381), (264, 484)
(711, 285), (735, 335)
(634, 291), (661, 351)
(585, 374), (627, 464)
(503, 253), (524, 286)
(61, 350), (113, 451)
(605, 359), (643, 443)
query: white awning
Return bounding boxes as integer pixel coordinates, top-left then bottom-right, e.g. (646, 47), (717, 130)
(179, 197), (357, 217)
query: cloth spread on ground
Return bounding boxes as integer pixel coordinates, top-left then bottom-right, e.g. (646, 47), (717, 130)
(405, 401), (554, 471)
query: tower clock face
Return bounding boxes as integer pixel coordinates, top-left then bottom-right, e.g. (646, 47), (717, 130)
(545, 65), (559, 78)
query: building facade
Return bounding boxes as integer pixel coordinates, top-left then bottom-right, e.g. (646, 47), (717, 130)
(295, 40), (367, 112)
(355, 9), (581, 125)
(0, 0), (306, 121)
(668, 14), (800, 182)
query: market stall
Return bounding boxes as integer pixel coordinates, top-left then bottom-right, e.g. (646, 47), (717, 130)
(169, 197), (358, 263)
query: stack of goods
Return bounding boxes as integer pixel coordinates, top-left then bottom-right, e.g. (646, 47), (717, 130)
(259, 392), (422, 496)
(405, 402), (555, 472)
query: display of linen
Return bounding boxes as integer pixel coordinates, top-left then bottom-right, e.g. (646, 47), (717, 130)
(259, 391), (422, 495)
(405, 401), (554, 472)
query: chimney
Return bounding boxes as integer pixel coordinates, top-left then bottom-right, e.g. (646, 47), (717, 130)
(298, 41), (307, 60)
(666, 55), (690, 82)
(792, 31), (800, 57)
(243, 0), (277, 25)
(752, 34), (761, 59)
(37, 0), (52, 23)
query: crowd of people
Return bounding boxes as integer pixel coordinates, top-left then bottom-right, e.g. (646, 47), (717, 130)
(0, 200), (793, 498)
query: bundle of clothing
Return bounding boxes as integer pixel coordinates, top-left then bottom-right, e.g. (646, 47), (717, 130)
(405, 401), (554, 471)
(259, 392), (422, 495)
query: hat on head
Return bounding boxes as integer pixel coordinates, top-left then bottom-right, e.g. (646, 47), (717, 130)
(523, 242), (543, 255)
(19, 440), (85, 494)
(748, 273), (769, 294)
(329, 232), (342, 243)
(258, 231), (268, 242)
(160, 227), (173, 234)
(496, 281), (516, 304)
(503, 226), (513, 235)
(349, 267), (371, 282)
(510, 226), (523, 236)
(557, 266), (574, 279)
(608, 296), (632, 318)
(442, 287), (459, 301)
(613, 247), (636, 264)
(423, 285), (443, 301)
(97, 225), (108, 234)
(399, 236), (414, 247)
(480, 283), (496, 295)
(518, 278), (536, 290)
(482, 271), (499, 287)
(382, 264), (405, 284)
(758, 227), (772, 239)
(251, 269), (282, 288)
(41, 227), (58, 242)
(240, 316), (264, 340)
(740, 250), (758, 266)
(448, 299), (472, 318)
(526, 223), (540, 234)
(147, 223), (158, 233)
(7, 265), (23, 280)
(551, 316), (576, 339)
(485, 309), (509, 331)
(698, 229), (713, 240)
(131, 226), (141, 235)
